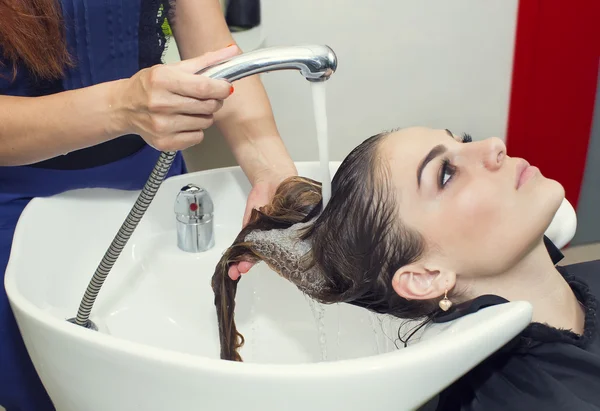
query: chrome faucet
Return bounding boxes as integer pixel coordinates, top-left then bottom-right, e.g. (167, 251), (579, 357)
(195, 45), (337, 82)
(175, 184), (215, 253)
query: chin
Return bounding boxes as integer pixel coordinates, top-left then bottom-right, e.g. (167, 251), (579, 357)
(544, 177), (566, 209)
(535, 178), (565, 232)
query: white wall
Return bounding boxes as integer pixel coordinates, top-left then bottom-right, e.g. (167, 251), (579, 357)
(260, 0), (519, 161)
(182, 0), (519, 170)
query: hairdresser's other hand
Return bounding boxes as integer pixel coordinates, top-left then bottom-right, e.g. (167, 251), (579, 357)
(228, 171), (296, 280)
(115, 45), (239, 152)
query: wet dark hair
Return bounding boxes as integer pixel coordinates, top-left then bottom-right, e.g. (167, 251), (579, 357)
(211, 131), (444, 362)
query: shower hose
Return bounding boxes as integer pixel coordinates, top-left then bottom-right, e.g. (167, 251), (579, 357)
(70, 150), (178, 329)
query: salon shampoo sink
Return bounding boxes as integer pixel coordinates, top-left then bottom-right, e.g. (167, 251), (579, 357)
(6, 160), (574, 411)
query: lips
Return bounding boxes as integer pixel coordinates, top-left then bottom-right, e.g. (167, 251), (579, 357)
(515, 159), (531, 189)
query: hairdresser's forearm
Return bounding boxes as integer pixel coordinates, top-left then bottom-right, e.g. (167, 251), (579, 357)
(0, 80), (126, 166)
(215, 77), (297, 184)
(171, 0), (297, 184)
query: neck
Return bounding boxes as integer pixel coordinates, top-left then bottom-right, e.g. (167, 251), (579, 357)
(462, 240), (585, 334)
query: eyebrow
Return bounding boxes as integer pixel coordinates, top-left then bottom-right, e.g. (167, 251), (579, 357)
(417, 144), (447, 188)
(445, 129), (454, 138)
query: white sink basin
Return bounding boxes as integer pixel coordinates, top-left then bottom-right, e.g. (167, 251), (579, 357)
(5, 161), (536, 411)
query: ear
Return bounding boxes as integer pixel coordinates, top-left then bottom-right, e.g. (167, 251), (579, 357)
(392, 263), (456, 301)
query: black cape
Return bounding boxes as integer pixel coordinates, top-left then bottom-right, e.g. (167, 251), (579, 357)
(433, 239), (600, 411)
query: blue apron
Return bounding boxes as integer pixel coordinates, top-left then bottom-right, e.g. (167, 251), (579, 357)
(0, 1), (181, 409)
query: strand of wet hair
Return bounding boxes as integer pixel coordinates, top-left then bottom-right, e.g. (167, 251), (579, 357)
(396, 309), (441, 348)
(211, 177), (324, 361)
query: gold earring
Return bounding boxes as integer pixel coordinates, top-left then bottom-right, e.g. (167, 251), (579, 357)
(439, 290), (453, 311)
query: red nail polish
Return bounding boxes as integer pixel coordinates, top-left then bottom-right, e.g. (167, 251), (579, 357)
(229, 85), (234, 95)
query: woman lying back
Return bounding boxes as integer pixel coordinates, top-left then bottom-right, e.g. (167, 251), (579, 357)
(212, 126), (600, 411)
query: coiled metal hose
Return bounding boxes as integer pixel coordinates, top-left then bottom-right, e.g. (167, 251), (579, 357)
(70, 151), (177, 329)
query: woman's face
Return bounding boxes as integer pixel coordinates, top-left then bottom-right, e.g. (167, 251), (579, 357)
(382, 127), (564, 278)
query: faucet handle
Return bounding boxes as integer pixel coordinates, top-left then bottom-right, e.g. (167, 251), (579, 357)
(174, 184), (214, 224)
(175, 184), (215, 252)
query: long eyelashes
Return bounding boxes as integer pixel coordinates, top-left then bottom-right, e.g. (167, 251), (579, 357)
(439, 158), (457, 188)
(438, 133), (471, 189)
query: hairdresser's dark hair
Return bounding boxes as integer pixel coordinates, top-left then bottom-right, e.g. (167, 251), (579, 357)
(212, 131), (442, 362)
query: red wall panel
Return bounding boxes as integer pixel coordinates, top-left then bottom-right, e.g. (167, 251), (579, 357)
(506, 0), (600, 208)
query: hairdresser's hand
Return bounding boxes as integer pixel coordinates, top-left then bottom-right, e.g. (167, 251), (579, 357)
(227, 181), (272, 280)
(241, 180), (275, 227)
(228, 171), (296, 280)
(114, 45), (239, 152)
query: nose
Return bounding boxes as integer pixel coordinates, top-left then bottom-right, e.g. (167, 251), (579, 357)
(476, 137), (506, 170)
